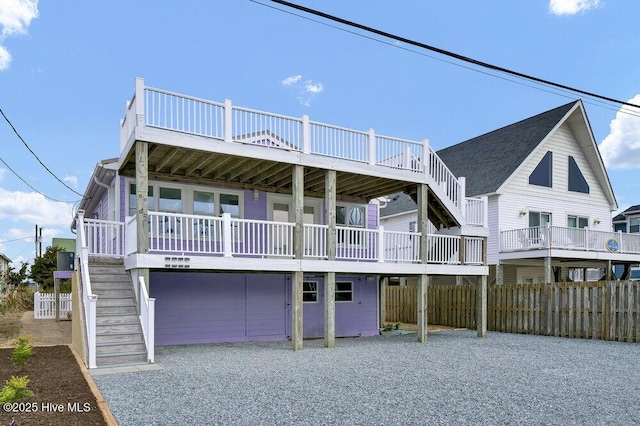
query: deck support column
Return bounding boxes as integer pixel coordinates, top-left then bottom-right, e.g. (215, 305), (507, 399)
(380, 276), (388, 326)
(417, 274), (428, 343)
(544, 256), (552, 283)
(496, 263), (504, 285)
(292, 165), (304, 351)
(477, 275), (487, 338)
(417, 183), (429, 343)
(324, 170), (337, 348)
(135, 142), (150, 309)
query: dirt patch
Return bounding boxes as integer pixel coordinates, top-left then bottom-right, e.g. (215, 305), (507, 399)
(0, 312), (22, 343)
(0, 345), (106, 425)
(0, 311), (71, 348)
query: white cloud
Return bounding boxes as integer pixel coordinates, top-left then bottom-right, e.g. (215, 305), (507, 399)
(304, 81), (323, 94)
(281, 74), (302, 86)
(0, 168), (6, 180)
(0, 0), (39, 70)
(599, 94), (640, 170)
(0, 188), (73, 226)
(63, 175), (78, 188)
(549, 0), (601, 15)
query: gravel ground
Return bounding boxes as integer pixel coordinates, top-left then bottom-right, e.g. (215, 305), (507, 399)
(93, 331), (640, 425)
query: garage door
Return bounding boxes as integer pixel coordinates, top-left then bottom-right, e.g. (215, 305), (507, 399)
(151, 272), (286, 345)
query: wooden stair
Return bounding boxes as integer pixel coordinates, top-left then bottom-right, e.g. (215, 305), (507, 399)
(89, 259), (148, 367)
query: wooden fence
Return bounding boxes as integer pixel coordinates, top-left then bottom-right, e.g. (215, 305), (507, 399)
(34, 292), (72, 319)
(385, 281), (640, 342)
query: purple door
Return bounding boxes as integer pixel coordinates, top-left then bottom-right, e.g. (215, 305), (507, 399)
(151, 272), (287, 345)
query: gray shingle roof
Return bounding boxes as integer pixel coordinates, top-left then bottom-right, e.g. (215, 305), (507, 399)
(613, 204), (640, 222)
(436, 101), (579, 197)
(380, 192), (416, 217)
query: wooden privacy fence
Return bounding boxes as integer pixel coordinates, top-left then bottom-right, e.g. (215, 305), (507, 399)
(34, 292), (72, 319)
(385, 281), (640, 342)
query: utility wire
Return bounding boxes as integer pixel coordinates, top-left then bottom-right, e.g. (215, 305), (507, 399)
(0, 154), (71, 202)
(263, 0), (640, 112)
(0, 108), (85, 197)
(0, 236), (33, 244)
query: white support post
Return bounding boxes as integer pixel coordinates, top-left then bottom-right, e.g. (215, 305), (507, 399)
(377, 226), (385, 262)
(148, 298), (155, 363)
(403, 145), (411, 170)
(134, 77), (145, 127)
(483, 196), (489, 228)
(222, 213), (232, 257)
(422, 139), (430, 176)
(458, 177), (466, 216)
(302, 114), (310, 154)
(368, 128), (376, 165)
(224, 99), (233, 143)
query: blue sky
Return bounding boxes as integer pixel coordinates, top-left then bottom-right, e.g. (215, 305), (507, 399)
(0, 0), (639, 267)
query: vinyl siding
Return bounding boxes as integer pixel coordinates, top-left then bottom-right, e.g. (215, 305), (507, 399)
(499, 123), (612, 233)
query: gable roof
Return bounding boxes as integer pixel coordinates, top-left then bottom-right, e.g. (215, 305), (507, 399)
(436, 101), (577, 197)
(380, 192), (416, 217)
(613, 204), (640, 222)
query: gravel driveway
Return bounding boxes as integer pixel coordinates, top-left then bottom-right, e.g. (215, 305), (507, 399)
(93, 330), (640, 425)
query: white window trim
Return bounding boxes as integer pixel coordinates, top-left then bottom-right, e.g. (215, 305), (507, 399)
(303, 280), (319, 304)
(335, 281), (354, 303)
(126, 179), (244, 218)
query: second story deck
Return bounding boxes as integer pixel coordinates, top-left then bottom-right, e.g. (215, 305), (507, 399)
(118, 78), (487, 230)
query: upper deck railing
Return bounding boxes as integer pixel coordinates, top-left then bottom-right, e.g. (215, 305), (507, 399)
(501, 225), (640, 255)
(120, 78), (465, 211)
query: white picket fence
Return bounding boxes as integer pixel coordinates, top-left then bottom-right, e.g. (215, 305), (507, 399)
(34, 292), (72, 319)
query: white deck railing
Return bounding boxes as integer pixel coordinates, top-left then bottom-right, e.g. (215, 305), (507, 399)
(84, 218), (125, 257)
(76, 210), (97, 369)
(465, 197), (487, 227)
(138, 276), (155, 364)
(122, 80), (470, 218)
(117, 212), (483, 265)
(500, 225), (640, 255)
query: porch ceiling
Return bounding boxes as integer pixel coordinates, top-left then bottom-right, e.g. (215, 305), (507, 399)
(119, 144), (416, 203)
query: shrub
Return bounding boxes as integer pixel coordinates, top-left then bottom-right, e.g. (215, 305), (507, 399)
(0, 376), (34, 403)
(0, 287), (34, 313)
(11, 335), (34, 366)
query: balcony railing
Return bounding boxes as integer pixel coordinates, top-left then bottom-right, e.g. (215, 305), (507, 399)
(500, 225), (640, 255)
(82, 213), (483, 265)
(121, 79), (470, 213)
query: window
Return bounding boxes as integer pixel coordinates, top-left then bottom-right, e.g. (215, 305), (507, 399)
(568, 156), (589, 194)
(529, 151), (552, 188)
(193, 191), (215, 215)
(303, 281), (318, 303)
(128, 184), (154, 216)
(159, 187), (182, 212)
(631, 218), (640, 233)
(336, 205), (365, 227)
(567, 215), (588, 229)
(220, 194), (240, 218)
(409, 221), (417, 232)
(335, 281), (353, 302)
(529, 211), (551, 227)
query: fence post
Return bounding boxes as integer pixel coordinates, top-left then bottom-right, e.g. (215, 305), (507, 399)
(302, 114), (310, 154)
(223, 99), (233, 143)
(603, 281), (610, 341)
(377, 226), (385, 262)
(222, 213), (232, 257)
(367, 129), (376, 165)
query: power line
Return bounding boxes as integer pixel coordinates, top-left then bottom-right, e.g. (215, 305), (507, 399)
(0, 236), (33, 244)
(0, 108), (85, 197)
(262, 0), (640, 113)
(0, 153), (71, 202)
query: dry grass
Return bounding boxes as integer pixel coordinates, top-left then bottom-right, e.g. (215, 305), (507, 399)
(0, 312), (22, 342)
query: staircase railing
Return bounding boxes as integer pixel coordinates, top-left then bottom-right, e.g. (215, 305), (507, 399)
(76, 210), (97, 369)
(138, 276), (155, 363)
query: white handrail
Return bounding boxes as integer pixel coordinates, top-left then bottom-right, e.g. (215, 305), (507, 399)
(138, 276), (155, 364)
(76, 210), (97, 369)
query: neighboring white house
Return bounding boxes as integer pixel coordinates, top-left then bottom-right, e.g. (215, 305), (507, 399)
(0, 253), (11, 296)
(613, 205), (640, 279)
(382, 100), (640, 284)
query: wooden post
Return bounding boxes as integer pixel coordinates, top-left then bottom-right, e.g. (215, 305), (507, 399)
(459, 236), (466, 265)
(417, 274), (428, 343)
(544, 256), (552, 283)
(417, 183), (429, 343)
(136, 142), (149, 254)
(324, 272), (335, 348)
(496, 263), (504, 285)
(292, 271), (303, 351)
(477, 275), (487, 337)
(292, 165), (304, 350)
(380, 277), (388, 325)
(54, 278), (60, 322)
(324, 170), (336, 348)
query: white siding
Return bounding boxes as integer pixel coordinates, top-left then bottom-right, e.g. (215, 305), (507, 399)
(487, 195), (500, 265)
(379, 211), (416, 233)
(498, 123), (612, 234)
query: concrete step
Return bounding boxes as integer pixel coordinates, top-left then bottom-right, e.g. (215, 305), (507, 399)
(96, 351), (148, 367)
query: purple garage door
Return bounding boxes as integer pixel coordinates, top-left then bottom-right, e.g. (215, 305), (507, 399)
(151, 272), (287, 346)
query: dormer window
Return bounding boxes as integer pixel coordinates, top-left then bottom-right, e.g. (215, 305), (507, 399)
(529, 151), (552, 188)
(568, 156), (589, 194)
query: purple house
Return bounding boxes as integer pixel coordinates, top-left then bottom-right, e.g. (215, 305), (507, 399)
(72, 78), (489, 368)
